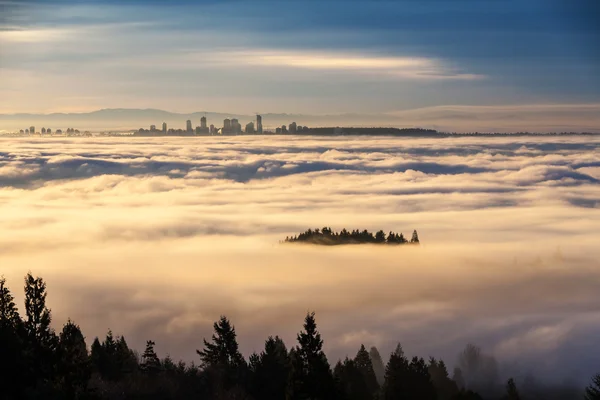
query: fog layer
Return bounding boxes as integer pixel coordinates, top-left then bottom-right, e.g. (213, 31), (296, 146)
(0, 135), (599, 384)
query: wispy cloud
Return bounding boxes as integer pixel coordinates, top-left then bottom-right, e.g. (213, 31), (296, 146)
(212, 49), (484, 80)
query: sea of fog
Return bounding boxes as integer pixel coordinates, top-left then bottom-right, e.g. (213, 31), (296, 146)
(0, 135), (599, 385)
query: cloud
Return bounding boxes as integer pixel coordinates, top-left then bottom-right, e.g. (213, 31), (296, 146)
(0, 135), (599, 387)
(208, 49), (484, 81)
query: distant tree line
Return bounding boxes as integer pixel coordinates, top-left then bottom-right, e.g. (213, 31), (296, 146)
(0, 274), (595, 399)
(284, 227), (420, 245)
(302, 127), (439, 136)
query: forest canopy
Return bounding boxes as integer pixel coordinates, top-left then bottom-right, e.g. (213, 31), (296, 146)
(0, 273), (595, 400)
(283, 227), (420, 245)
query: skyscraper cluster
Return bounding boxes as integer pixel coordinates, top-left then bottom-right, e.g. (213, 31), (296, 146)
(136, 115), (308, 136)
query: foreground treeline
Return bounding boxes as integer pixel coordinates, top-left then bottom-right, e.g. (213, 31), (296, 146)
(1, 274), (597, 400)
(284, 227), (420, 245)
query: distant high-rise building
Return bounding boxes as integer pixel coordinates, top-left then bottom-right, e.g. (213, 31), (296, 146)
(30, 126), (35, 134)
(150, 125), (156, 131)
(275, 127), (282, 134)
(281, 125), (287, 134)
(223, 118), (232, 134)
(47, 128), (52, 134)
(162, 122), (167, 133)
(210, 124), (216, 135)
(231, 118), (241, 134)
(41, 127), (46, 134)
(186, 120), (193, 132)
(245, 121), (255, 133)
(56, 129), (62, 134)
(20, 129), (24, 134)
(197, 116), (209, 134)
(256, 115), (263, 134)
(289, 122), (297, 134)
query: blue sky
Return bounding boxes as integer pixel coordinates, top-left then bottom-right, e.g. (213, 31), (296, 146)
(1, 0), (599, 115)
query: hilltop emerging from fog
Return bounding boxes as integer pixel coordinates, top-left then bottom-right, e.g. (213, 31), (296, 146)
(283, 227), (421, 245)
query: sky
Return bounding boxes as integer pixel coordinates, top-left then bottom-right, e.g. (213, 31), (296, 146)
(1, 0), (599, 116)
(1, 135), (599, 386)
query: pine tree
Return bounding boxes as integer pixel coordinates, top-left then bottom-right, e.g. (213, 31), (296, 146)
(0, 277), (20, 327)
(369, 346), (386, 386)
(23, 272), (58, 387)
(505, 378), (521, 400)
(382, 344), (409, 400)
(410, 230), (420, 244)
(141, 340), (161, 374)
(585, 374), (600, 400)
(197, 316), (244, 368)
(407, 356), (436, 400)
(354, 344), (379, 398)
(197, 316), (247, 397)
(334, 357), (369, 400)
(428, 358), (459, 400)
(292, 312), (336, 400)
(0, 277), (26, 399)
(57, 320), (91, 397)
(252, 336), (291, 400)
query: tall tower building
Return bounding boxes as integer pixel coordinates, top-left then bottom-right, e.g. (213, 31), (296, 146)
(231, 118), (241, 134)
(256, 115), (263, 134)
(162, 122), (167, 133)
(30, 126), (35, 134)
(245, 121), (255, 134)
(223, 118), (231, 134)
(289, 122), (297, 134)
(186, 120), (193, 132)
(201, 116), (207, 129)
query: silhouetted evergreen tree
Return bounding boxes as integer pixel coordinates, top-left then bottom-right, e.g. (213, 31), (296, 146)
(334, 357), (371, 400)
(382, 345), (435, 400)
(23, 272), (58, 391)
(251, 336), (291, 400)
(141, 340), (162, 374)
(429, 357), (459, 400)
(382, 344), (409, 400)
(407, 356), (436, 400)
(291, 312), (336, 400)
(585, 374), (600, 400)
(369, 346), (386, 386)
(57, 320), (91, 398)
(355, 344), (379, 398)
(0, 277), (26, 399)
(197, 316), (248, 398)
(410, 230), (420, 244)
(505, 378), (521, 400)
(197, 316), (245, 368)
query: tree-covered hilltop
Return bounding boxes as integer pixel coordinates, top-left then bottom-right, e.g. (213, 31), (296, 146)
(0, 274), (591, 400)
(283, 227), (420, 245)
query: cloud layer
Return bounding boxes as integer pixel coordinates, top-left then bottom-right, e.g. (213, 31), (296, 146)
(0, 135), (599, 385)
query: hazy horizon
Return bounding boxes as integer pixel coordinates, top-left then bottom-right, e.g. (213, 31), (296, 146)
(2, 103), (600, 133)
